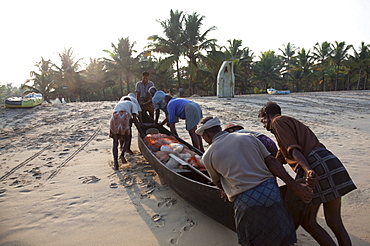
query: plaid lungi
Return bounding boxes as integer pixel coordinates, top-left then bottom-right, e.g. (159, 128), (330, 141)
(184, 101), (203, 131)
(234, 178), (296, 246)
(296, 147), (357, 206)
(109, 111), (130, 138)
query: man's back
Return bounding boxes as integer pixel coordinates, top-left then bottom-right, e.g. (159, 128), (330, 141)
(202, 132), (273, 201)
(113, 101), (138, 116)
(152, 90), (167, 110)
(167, 98), (190, 122)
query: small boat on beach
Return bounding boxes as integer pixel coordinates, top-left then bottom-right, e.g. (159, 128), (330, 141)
(137, 117), (236, 231)
(267, 88), (290, 95)
(4, 93), (43, 108)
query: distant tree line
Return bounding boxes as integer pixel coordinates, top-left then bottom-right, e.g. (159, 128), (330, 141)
(2, 9), (369, 103)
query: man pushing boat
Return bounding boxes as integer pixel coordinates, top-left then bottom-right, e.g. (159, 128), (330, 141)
(163, 95), (204, 152)
(196, 116), (313, 246)
(110, 97), (144, 170)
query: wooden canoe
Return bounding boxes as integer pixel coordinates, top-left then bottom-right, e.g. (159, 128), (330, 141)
(137, 121), (236, 232)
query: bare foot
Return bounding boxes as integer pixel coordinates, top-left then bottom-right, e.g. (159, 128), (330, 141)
(126, 149), (134, 155)
(113, 161), (119, 170)
(120, 155), (127, 163)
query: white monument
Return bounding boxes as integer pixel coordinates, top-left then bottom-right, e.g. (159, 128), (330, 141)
(217, 61), (234, 98)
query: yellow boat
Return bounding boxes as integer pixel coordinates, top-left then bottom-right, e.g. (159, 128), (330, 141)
(4, 93), (43, 108)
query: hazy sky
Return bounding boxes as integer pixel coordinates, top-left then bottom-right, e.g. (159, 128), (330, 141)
(1, 0), (369, 87)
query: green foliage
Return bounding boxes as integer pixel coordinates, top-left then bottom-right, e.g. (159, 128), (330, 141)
(253, 87), (263, 94)
(0, 83), (23, 103)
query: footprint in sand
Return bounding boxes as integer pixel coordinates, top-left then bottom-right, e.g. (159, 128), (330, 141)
(151, 214), (165, 228)
(169, 218), (196, 244)
(170, 229), (182, 244)
(79, 176), (100, 184)
(158, 198), (177, 208)
(0, 188), (6, 197)
(44, 162), (54, 167)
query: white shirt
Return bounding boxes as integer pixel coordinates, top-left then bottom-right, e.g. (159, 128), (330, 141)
(120, 96), (141, 112)
(113, 101), (138, 116)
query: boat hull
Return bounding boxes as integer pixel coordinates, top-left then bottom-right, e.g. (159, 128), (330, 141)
(4, 94), (43, 108)
(138, 123), (236, 231)
(267, 88), (290, 95)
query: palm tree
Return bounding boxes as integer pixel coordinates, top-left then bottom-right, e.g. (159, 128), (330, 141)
(294, 48), (313, 91)
(234, 46), (255, 94)
(222, 39), (255, 94)
(342, 56), (357, 90)
(148, 10), (184, 88)
(104, 37), (138, 95)
(197, 44), (228, 95)
(252, 50), (282, 91)
(83, 58), (110, 100)
(313, 41), (332, 91)
(223, 39), (245, 60)
(53, 48), (83, 101)
(22, 57), (57, 103)
(331, 41), (352, 90)
(279, 42), (297, 89)
(182, 12), (217, 95)
(351, 42), (370, 90)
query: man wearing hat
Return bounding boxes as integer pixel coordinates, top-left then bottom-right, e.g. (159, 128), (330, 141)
(196, 116), (313, 246)
(148, 86), (167, 126)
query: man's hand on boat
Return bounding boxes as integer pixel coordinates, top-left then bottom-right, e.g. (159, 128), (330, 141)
(305, 170), (319, 189)
(290, 180), (314, 204)
(220, 190), (228, 202)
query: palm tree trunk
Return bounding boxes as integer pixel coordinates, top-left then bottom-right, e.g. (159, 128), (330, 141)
(364, 75), (368, 90)
(357, 68), (362, 90)
(322, 70), (326, 92)
(176, 60), (182, 88)
(119, 75), (123, 96)
(347, 74), (350, 90)
(335, 65), (339, 91)
(126, 74), (130, 94)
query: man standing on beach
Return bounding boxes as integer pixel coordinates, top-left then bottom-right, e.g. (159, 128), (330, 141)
(195, 116), (313, 246)
(135, 71), (155, 119)
(110, 97), (144, 170)
(148, 86), (167, 126)
(163, 95), (204, 152)
(259, 101), (357, 246)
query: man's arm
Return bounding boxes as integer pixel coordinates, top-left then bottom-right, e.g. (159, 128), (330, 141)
(132, 114), (145, 138)
(291, 148), (318, 188)
(154, 109), (160, 124)
(168, 122), (178, 137)
(159, 117), (167, 126)
(213, 180), (228, 202)
(264, 155), (313, 203)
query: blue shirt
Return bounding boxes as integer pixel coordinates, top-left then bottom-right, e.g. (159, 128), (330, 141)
(167, 98), (190, 123)
(152, 91), (167, 110)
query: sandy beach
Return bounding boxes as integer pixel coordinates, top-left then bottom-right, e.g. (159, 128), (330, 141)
(0, 91), (369, 246)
